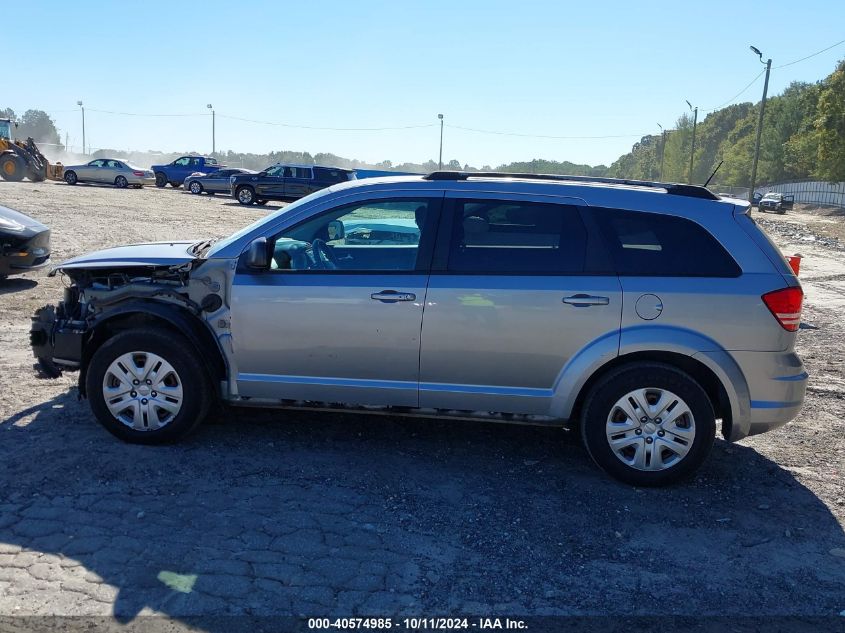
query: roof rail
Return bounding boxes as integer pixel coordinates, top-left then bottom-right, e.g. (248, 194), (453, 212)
(423, 171), (719, 200)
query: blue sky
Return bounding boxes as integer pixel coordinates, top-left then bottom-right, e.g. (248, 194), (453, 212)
(9, 0), (845, 167)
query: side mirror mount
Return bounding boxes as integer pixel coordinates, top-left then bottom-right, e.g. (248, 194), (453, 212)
(245, 237), (271, 270)
(327, 220), (345, 241)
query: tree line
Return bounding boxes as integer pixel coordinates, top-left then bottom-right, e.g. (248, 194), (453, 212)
(3, 57), (842, 185)
(609, 59), (845, 187)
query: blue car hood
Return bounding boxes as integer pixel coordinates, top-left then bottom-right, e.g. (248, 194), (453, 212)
(52, 241), (197, 274)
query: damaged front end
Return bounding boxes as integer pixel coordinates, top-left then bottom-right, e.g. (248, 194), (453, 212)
(27, 236), (234, 396)
(30, 263), (198, 380)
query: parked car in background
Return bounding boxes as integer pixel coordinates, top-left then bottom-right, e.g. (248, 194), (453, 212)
(185, 168), (255, 196)
(752, 191), (764, 205)
(31, 172), (807, 486)
(758, 192), (795, 214)
(63, 159), (154, 188)
(152, 156), (223, 189)
(230, 163), (355, 205)
(0, 205), (50, 279)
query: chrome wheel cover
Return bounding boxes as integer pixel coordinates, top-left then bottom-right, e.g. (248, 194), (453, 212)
(190, 182), (201, 194)
(605, 388), (695, 471)
(238, 188), (253, 203)
(102, 351), (183, 431)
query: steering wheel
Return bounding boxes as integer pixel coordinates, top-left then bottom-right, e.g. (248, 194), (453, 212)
(310, 238), (339, 270)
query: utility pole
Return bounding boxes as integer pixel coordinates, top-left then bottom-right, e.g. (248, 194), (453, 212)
(685, 101), (698, 184)
(748, 46), (772, 204)
(207, 104), (215, 154)
(77, 101), (85, 156)
(657, 123), (666, 181)
(437, 113), (444, 170)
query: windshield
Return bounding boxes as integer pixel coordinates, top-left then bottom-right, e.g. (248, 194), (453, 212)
(206, 185), (337, 257)
(0, 119), (11, 141)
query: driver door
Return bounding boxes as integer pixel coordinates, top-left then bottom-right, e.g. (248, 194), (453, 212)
(230, 194), (442, 407)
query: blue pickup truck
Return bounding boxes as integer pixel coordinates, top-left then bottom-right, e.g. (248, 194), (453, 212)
(151, 155), (222, 188)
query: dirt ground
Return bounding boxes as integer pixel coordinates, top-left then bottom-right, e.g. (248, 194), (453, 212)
(0, 182), (843, 626)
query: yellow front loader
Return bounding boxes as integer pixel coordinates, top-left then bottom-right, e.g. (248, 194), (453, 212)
(0, 118), (63, 182)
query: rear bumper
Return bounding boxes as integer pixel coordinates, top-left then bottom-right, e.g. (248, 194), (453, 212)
(127, 176), (155, 186)
(732, 350), (807, 440)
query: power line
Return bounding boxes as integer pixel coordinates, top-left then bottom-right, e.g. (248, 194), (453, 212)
(775, 37), (845, 69)
(216, 114), (436, 131)
(446, 124), (650, 139)
(702, 69), (766, 112)
(88, 108), (202, 117)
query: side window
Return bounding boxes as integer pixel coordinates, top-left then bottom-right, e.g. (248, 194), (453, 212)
(89, 160), (104, 167)
(282, 167), (293, 178)
(264, 165), (284, 177)
(593, 207), (741, 277)
(174, 157), (190, 166)
(106, 160), (122, 168)
(446, 199), (587, 274)
(294, 167), (313, 179)
(190, 157), (202, 167)
(268, 199), (435, 272)
(206, 158), (217, 165)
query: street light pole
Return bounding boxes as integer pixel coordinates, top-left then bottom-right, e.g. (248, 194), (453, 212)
(207, 104), (215, 154)
(77, 101), (85, 156)
(685, 101), (698, 184)
(437, 114), (444, 170)
(657, 123), (666, 181)
(748, 46), (772, 205)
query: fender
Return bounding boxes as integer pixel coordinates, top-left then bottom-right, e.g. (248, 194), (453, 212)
(618, 324), (750, 438)
(550, 324), (751, 439)
(81, 300), (228, 397)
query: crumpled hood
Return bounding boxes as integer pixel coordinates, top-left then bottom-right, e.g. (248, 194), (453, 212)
(0, 205), (49, 233)
(52, 241), (198, 274)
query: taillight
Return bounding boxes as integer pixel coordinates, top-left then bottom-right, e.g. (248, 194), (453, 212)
(133, 171), (144, 177)
(762, 287), (803, 332)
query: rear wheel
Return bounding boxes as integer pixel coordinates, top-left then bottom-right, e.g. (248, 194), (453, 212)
(0, 155), (25, 181)
(189, 181), (203, 195)
(170, 181), (181, 189)
(236, 186), (255, 205)
(86, 327), (213, 444)
(114, 175), (128, 188)
(155, 172), (167, 187)
(64, 170), (78, 185)
(581, 363), (716, 486)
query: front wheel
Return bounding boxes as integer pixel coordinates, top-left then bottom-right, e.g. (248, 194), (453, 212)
(581, 363), (715, 486)
(236, 186), (255, 205)
(189, 181), (203, 195)
(86, 327), (213, 444)
(64, 170), (78, 185)
(114, 175), (128, 188)
(155, 172), (167, 187)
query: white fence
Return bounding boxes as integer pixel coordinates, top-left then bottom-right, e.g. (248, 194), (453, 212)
(758, 181), (845, 208)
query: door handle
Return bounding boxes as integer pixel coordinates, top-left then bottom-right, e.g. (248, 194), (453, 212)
(371, 290), (416, 302)
(562, 294), (609, 307)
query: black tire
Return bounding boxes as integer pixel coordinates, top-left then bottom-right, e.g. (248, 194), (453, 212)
(64, 170), (78, 185)
(29, 165), (46, 182)
(86, 327), (214, 445)
(114, 175), (128, 189)
(189, 181), (203, 195)
(170, 181), (181, 189)
(255, 199), (269, 206)
(155, 172), (167, 187)
(580, 362), (716, 486)
(236, 186), (255, 205)
(0, 155), (26, 182)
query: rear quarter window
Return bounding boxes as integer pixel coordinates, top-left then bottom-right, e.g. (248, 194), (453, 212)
(593, 207), (741, 277)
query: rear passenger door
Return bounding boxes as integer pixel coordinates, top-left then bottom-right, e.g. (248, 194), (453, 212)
(284, 167), (314, 199)
(419, 194), (622, 416)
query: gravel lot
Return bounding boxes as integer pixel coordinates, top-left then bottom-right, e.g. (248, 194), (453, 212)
(0, 182), (843, 626)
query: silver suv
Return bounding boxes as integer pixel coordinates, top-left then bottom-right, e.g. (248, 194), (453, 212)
(30, 172), (807, 485)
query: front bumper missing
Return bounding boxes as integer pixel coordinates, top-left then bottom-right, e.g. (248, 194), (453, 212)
(30, 304), (86, 377)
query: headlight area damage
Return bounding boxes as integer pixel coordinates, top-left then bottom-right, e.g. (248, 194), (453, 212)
(30, 245), (230, 396)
